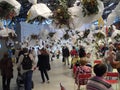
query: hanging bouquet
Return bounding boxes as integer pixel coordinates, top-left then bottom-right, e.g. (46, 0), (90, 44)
(81, 0), (99, 17)
(63, 33), (70, 40)
(93, 31), (105, 40)
(82, 29), (90, 38)
(52, 0), (71, 28)
(0, 1), (16, 19)
(48, 32), (55, 38)
(27, 1), (52, 23)
(114, 34), (120, 42)
(31, 34), (38, 39)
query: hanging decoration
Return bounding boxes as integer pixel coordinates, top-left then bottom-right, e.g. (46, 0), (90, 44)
(0, 0), (21, 19)
(0, 28), (17, 41)
(93, 31), (105, 40)
(81, 0), (99, 17)
(82, 29), (90, 38)
(63, 33), (70, 40)
(52, 0), (71, 28)
(0, 1), (15, 19)
(98, 16), (104, 28)
(68, 0), (104, 29)
(27, 0), (52, 23)
(112, 30), (120, 42)
(30, 34), (38, 40)
(48, 32), (55, 38)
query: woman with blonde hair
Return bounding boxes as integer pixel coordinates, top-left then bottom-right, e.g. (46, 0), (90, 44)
(75, 58), (92, 90)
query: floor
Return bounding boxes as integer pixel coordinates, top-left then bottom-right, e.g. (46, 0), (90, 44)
(0, 57), (120, 90)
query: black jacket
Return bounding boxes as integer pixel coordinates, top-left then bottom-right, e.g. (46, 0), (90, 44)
(37, 54), (50, 70)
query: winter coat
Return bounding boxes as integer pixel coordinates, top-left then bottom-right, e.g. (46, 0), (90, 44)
(0, 57), (13, 79)
(37, 54), (50, 71)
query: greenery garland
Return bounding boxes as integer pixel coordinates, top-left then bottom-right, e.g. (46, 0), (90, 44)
(63, 33), (70, 40)
(48, 32), (55, 37)
(0, 1), (15, 19)
(114, 34), (120, 42)
(81, 0), (99, 17)
(52, 0), (71, 28)
(31, 34), (38, 39)
(93, 32), (105, 40)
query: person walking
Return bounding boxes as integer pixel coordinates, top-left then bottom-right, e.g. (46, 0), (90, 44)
(17, 48), (35, 90)
(37, 48), (50, 83)
(0, 52), (13, 90)
(62, 46), (70, 65)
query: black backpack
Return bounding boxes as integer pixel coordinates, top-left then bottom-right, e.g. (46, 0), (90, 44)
(21, 54), (32, 70)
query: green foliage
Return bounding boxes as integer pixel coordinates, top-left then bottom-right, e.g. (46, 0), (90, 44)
(82, 0), (99, 17)
(63, 33), (70, 40)
(82, 29), (90, 38)
(114, 34), (120, 42)
(49, 32), (55, 37)
(93, 32), (105, 40)
(52, 0), (71, 28)
(0, 1), (14, 19)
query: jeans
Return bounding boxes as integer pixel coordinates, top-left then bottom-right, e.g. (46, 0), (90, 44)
(2, 76), (11, 90)
(64, 57), (69, 65)
(40, 69), (49, 82)
(23, 70), (33, 90)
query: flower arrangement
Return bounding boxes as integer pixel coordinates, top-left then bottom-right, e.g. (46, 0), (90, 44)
(63, 33), (70, 40)
(8, 32), (17, 39)
(0, 1), (15, 19)
(81, 0), (99, 17)
(27, 16), (46, 23)
(52, 0), (71, 28)
(48, 32), (55, 37)
(31, 34), (38, 39)
(93, 31), (105, 40)
(82, 29), (90, 38)
(114, 34), (120, 42)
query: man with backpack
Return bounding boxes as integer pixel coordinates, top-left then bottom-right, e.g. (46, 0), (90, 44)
(17, 48), (36, 90)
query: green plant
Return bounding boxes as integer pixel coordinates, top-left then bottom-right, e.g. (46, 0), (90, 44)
(0, 1), (15, 19)
(93, 32), (105, 40)
(52, 0), (71, 28)
(82, 0), (99, 17)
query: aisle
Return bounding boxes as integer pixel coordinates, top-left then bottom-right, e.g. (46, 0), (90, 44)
(0, 58), (119, 90)
(32, 59), (75, 90)
(0, 59), (79, 90)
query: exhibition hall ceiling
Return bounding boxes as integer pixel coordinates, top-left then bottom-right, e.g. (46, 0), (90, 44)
(14, 0), (119, 22)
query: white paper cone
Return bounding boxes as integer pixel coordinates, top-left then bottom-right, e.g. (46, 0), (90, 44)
(69, 0), (104, 29)
(0, 0), (21, 15)
(28, 0), (37, 4)
(28, 3), (52, 20)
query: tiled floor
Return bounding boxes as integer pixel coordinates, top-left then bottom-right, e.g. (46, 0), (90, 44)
(0, 58), (120, 90)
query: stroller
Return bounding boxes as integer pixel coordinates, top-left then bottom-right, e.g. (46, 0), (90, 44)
(16, 71), (24, 90)
(16, 70), (34, 90)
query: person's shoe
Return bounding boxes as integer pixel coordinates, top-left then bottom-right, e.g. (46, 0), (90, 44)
(47, 80), (50, 83)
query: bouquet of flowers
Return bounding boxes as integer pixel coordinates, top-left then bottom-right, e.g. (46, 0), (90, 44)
(63, 33), (70, 40)
(31, 34), (38, 39)
(52, 0), (71, 28)
(0, 1), (15, 19)
(48, 32), (55, 37)
(93, 31), (105, 40)
(81, 0), (99, 17)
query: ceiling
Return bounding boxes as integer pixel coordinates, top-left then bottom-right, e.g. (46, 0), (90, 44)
(12, 0), (120, 24)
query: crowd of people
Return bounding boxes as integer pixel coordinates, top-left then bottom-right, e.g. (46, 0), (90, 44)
(0, 42), (120, 90)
